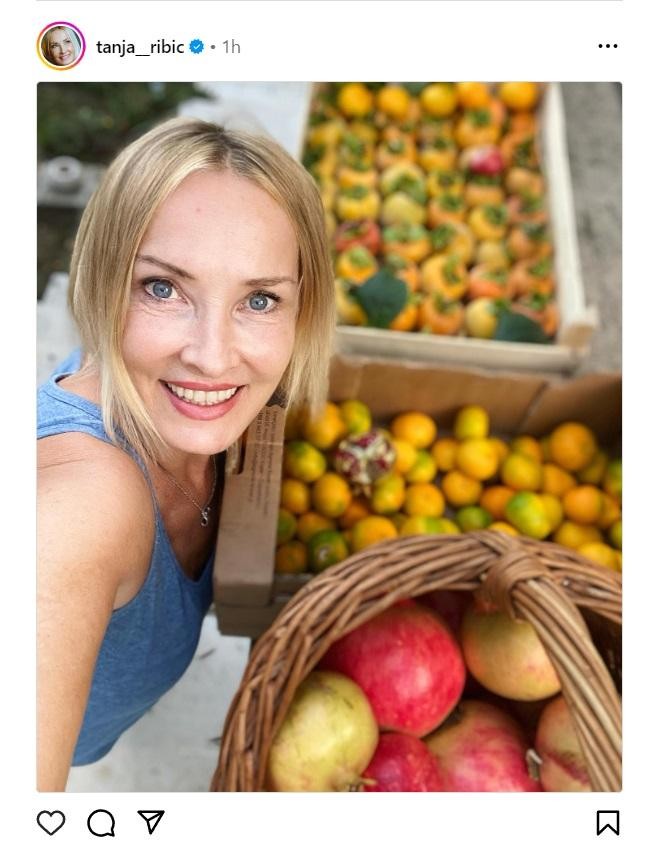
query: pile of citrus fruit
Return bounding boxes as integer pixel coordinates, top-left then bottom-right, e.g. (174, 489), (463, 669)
(304, 82), (558, 340)
(276, 400), (621, 576)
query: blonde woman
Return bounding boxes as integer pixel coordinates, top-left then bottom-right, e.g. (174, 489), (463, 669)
(42, 26), (80, 67)
(37, 118), (335, 790)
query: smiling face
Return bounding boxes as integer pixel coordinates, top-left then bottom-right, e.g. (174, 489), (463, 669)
(121, 169), (300, 461)
(47, 28), (76, 65)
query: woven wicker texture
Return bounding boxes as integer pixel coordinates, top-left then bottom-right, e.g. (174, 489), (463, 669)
(211, 531), (621, 792)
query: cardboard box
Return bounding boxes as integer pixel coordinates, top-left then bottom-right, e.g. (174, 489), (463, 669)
(307, 83), (598, 372)
(213, 354), (620, 637)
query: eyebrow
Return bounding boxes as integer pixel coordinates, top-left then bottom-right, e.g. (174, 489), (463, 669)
(136, 254), (196, 280)
(135, 255), (297, 287)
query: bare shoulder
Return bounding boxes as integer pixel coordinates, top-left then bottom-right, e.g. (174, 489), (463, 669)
(38, 432), (154, 591)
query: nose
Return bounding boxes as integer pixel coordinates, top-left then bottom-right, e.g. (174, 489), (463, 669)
(178, 303), (244, 379)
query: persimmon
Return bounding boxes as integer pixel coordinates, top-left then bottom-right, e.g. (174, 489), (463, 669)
(464, 178), (505, 208)
(505, 167), (545, 196)
(509, 257), (555, 297)
(418, 138), (458, 172)
(454, 108), (501, 148)
(417, 295), (465, 335)
(507, 222), (552, 260)
(335, 246), (379, 284)
(500, 131), (539, 170)
(337, 163), (378, 190)
(467, 204), (509, 241)
(382, 223), (432, 264)
(426, 169), (465, 198)
(507, 193), (547, 225)
(467, 264), (514, 300)
(375, 136), (417, 170)
(427, 193), (467, 227)
(420, 254), (468, 300)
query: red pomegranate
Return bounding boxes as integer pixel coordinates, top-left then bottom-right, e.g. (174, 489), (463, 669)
(320, 601), (465, 737)
(535, 695), (592, 791)
(424, 700), (541, 792)
(362, 732), (444, 792)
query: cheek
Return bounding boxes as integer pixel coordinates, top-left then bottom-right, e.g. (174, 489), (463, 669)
(244, 322), (296, 379)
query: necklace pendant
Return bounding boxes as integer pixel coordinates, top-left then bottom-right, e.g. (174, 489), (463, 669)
(200, 508), (210, 527)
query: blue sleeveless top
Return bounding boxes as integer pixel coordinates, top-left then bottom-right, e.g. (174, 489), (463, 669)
(37, 350), (215, 765)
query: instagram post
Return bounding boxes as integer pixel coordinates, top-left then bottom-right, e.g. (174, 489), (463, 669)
(23, 0), (641, 848)
(37, 79), (621, 800)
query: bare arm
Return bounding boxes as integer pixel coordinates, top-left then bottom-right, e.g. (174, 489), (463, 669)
(37, 435), (153, 791)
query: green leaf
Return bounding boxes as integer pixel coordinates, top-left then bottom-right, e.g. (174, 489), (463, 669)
(352, 269), (408, 329)
(494, 310), (550, 344)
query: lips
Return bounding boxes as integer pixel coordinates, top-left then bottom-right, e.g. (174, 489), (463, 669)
(161, 380), (243, 421)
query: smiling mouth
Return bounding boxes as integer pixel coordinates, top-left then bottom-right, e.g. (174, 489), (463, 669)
(165, 381), (240, 407)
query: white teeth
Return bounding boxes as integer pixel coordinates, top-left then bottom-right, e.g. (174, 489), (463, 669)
(167, 383), (238, 406)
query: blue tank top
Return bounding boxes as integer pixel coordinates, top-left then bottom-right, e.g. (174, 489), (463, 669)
(37, 350), (215, 765)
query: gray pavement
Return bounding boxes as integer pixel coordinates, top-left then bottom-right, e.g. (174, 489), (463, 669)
(41, 82), (622, 792)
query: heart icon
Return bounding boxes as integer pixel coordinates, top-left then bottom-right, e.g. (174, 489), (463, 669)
(37, 810), (66, 836)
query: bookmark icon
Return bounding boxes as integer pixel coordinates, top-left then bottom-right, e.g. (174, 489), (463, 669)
(138, 810), (165, 836)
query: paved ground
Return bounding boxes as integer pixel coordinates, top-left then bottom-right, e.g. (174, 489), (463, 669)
(40, 82), (622, 792)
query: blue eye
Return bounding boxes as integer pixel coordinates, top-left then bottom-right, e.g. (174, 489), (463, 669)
(144, 279), (176, 300)
(249, 293), (271, 311)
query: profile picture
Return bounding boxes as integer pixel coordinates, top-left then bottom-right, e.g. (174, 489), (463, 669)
(38, 22), (85, 70)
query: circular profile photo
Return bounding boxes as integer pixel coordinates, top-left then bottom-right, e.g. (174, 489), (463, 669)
(38, 22), (85, 70)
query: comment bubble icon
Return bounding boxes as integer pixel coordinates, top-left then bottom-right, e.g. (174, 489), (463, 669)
(87, 809), (116, 837)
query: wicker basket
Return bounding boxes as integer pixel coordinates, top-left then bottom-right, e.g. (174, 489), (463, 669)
(211, 531), (621, 792)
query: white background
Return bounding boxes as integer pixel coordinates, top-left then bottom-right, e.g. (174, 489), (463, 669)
(7, 1), (642, 849)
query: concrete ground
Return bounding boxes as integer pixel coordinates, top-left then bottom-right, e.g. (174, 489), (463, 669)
(38, 82), (621, 792)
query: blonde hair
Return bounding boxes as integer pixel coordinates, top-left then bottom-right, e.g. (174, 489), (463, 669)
(42, 26), (80, 65)
(69, 117), (335, 462)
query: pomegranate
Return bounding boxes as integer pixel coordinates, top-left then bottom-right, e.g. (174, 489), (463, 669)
(266, 671), (378, 791)
(362, 732), (444, 792)
(460, 600), (561, 700)
(424, 699), (541, 791)
(535, 695), (592, 791)
(320, 602), (465, 737)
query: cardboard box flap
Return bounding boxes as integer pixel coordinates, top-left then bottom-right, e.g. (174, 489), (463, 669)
(519, 372), (621, 444)
(214, 402), (286, 606)
(329, 355), (548, 434)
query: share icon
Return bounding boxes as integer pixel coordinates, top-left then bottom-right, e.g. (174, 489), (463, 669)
(137, 810), (165, 836)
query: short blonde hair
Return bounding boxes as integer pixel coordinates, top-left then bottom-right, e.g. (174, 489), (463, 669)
(69, 117), (335, 462)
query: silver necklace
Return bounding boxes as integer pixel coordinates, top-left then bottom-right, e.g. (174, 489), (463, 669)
(158, 455), (218, 527)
